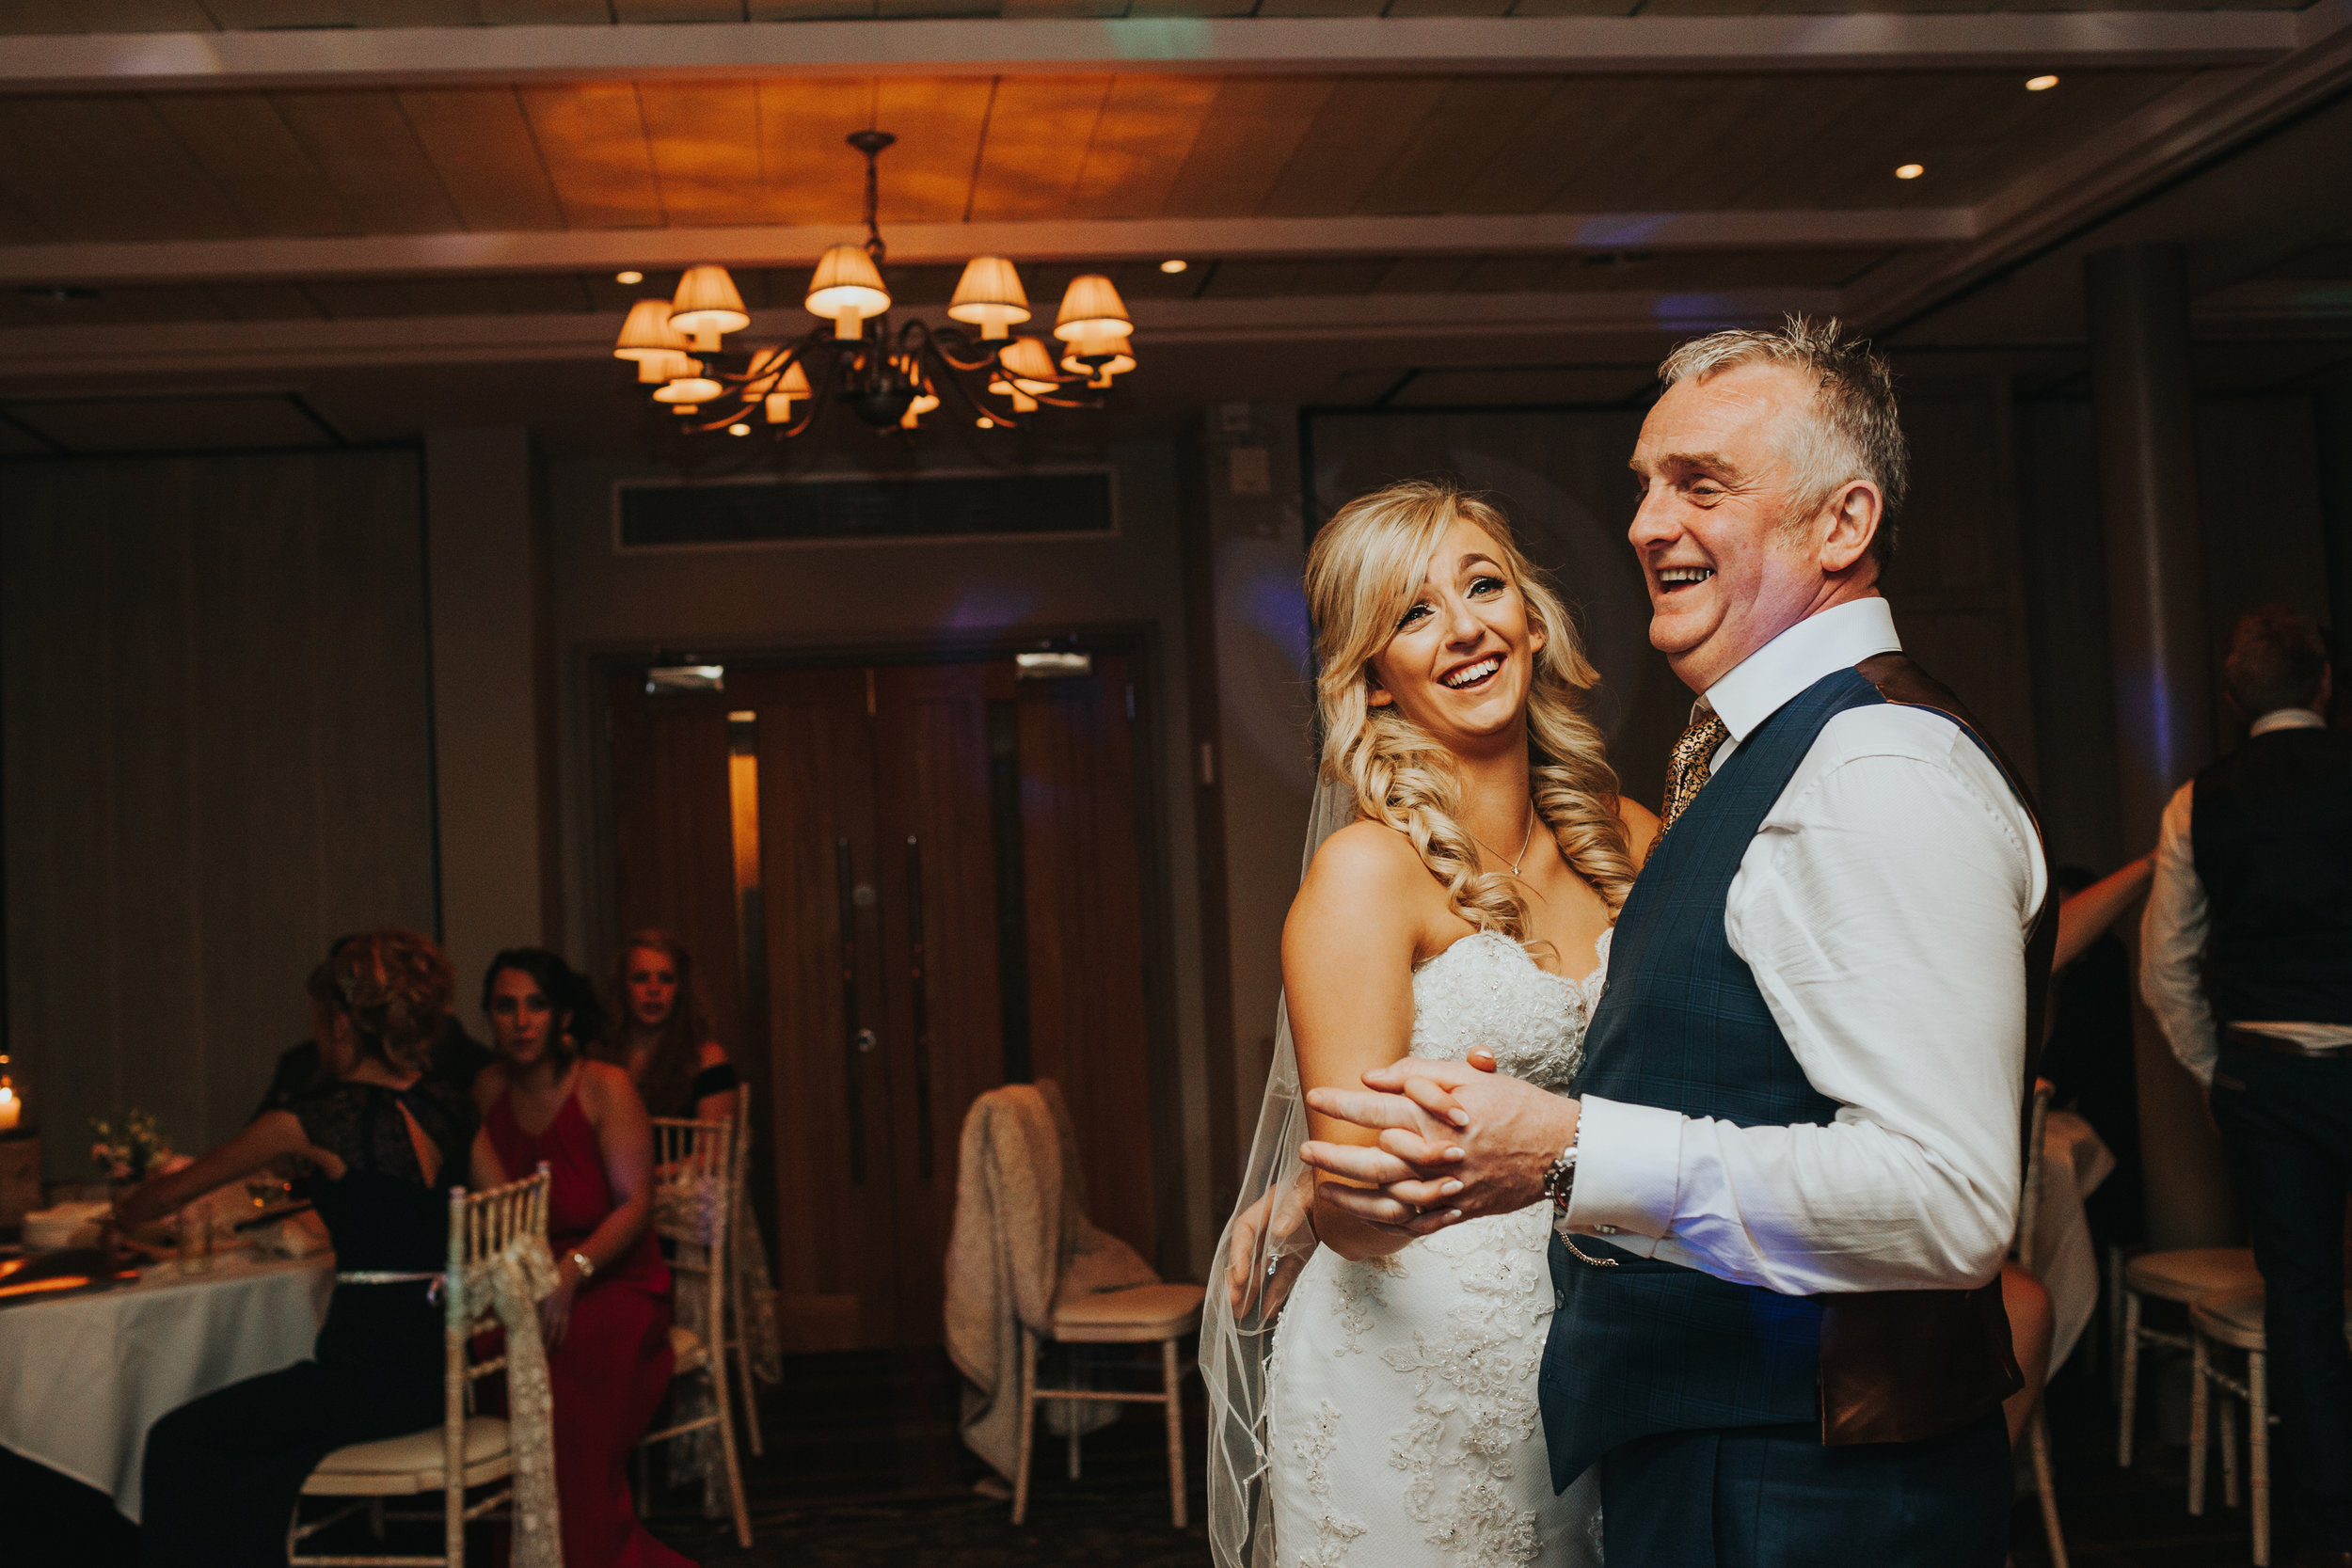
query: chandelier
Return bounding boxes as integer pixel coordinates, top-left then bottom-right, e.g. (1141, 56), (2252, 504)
(610, 130), (1136, 440)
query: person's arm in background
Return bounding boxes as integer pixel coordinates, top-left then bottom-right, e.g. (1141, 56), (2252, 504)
(691, 1041), (739, 1126)
(2137, 782), (2220, 1088)
(2054, 853), (2154, 973)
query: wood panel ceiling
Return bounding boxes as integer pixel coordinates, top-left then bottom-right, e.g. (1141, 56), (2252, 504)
(0, 0), (2316, 28)
(0, 68), (2194, 246)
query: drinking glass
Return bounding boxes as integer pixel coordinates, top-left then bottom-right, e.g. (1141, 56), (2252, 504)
(176, 1202), (214, 1275)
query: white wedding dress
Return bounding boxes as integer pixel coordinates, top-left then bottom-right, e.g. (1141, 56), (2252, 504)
(1264, 928), (1608, 1568)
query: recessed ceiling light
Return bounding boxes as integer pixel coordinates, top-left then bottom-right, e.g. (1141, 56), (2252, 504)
(727, 423), (751, 436)
(1894, 163), (1925, 181)
(615, 269), (644, 285)
(1159, 259), (1188, 274)
(2026, 74), (2059, 92)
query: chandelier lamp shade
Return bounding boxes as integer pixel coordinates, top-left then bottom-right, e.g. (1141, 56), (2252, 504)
(804, 244), (890, 339)
(608, 129), (1136, 443)
(947, 256), (1032, 340)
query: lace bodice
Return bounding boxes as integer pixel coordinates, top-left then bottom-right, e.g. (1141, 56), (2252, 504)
(1263, 924), (1610, 1568)
(1408, 928), (1608, 1090)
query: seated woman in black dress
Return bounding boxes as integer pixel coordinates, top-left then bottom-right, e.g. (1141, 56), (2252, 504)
(116, 928), (500, 1568)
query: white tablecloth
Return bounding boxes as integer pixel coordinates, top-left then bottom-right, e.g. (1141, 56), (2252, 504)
(0, 1250), (331, 1520)
(2032, 1108), (2116, 1374)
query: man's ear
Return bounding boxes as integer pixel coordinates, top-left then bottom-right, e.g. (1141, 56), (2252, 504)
(1818, 481), (1882, 576)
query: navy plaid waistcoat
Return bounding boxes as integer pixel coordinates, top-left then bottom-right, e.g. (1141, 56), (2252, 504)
(1538, 665), (1890, 1492)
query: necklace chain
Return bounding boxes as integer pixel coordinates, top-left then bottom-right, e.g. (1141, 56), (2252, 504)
(1471, 803), (1538, 878)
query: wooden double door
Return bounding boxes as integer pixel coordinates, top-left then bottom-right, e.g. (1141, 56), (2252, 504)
(609, 653), (1160, 1350)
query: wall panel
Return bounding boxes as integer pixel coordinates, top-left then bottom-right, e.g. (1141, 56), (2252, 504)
(3, 449), (436, 1181)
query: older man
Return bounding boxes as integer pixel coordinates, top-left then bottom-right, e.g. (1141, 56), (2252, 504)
(1302, 319), (2051, 1565)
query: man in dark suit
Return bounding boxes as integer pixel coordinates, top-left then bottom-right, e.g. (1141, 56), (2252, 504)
(2143, 606), (2352, 1566)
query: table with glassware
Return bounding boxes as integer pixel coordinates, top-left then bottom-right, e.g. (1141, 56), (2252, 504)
(0, 1240), (331, 1520)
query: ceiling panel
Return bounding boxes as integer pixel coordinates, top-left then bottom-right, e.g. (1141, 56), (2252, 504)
(967, 76), (1114, 221)
(270, 91), (467, 235)
(1069, 76), (1222, 220)
(640, 81), (774, 226)
(872, 78), (997, 221)
(397, 88), (568, 231)
(0, 97), (249, 242)
(1454, 77), (1657, 214)
(755, 78), (879, 224)
(149, 94), (358, 238)
(1159, 76), (1339, 216)
(1256, 76), (1452, 218)
(521, 82), (667, 229)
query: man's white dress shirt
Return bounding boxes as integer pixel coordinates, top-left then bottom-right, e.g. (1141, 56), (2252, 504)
(2138, 706), (2352, 1085)
(1563, 597), (2049, 1295)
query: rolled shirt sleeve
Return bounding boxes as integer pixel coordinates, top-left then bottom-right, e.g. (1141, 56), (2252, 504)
(2138, 781), (2218, 1085)
(1563, 706), (2042, 1296)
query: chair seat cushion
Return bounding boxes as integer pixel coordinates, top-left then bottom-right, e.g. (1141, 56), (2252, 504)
(2191, 1287), (2352, 1349)
(308, 1417), (509, 1488)
(669, 1323), (708, 1372)
(2125, 1247), (2261, 1303)
(1052, 1282), (1205, 1342)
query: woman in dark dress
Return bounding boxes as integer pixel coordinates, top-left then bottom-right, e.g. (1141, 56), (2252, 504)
(121, 928), (499, 1567)
(473, 947), (689, 1568)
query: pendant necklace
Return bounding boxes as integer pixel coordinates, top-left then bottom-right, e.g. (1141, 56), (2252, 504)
(1473, 804), (1538, 877)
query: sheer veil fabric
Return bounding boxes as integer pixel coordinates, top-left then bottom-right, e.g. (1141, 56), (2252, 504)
(1201, 778), (1359, 1568)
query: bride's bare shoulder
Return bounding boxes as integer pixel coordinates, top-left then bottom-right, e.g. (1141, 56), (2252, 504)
(1286, 818), (1436, 971)
(1295, 820), (1438, 917)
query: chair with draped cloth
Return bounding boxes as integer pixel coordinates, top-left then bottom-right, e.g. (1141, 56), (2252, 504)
(636, 1116), (753, 1549)
(290, 1166), (559, 1568)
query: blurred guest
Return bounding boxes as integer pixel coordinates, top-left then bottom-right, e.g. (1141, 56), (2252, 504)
(125, 930), (497, 1567)
(2046, 858), (2154, 1256)
(255, 933), (493, 1119)
(2143, 606), (2352, 1565)
(596, 930), (782, 1516)
(597, 930), (737, 1123)
(474, 948), (688, 1568)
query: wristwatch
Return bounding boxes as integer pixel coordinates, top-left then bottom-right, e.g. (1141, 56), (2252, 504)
(568, 1250), (596, 1282)
(1542, 1139), (1580, 1212)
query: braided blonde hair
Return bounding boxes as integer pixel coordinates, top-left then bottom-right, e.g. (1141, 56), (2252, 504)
(1305, 480), (1636, 941)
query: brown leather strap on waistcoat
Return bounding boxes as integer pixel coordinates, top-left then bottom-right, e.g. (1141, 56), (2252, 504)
(1813, 653), (2053, 1446)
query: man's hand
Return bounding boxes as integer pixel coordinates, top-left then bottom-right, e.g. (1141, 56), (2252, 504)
(1301, 1054), (1578, 1233)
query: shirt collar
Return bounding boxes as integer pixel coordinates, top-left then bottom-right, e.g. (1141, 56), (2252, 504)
(1702, 596), (1903, 742)
(2250, 707), (2327, 736)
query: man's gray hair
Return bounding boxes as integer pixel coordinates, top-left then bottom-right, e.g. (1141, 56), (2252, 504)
(1659, 315), (1908, 565)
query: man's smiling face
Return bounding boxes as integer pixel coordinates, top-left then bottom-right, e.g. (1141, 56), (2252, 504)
(1628, 360), (1873, 694)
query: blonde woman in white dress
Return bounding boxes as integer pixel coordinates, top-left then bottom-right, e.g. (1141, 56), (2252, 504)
(1203, 479), (1656, 1568)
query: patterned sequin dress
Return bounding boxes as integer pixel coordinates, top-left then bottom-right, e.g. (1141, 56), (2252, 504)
(1265, 930), (1607, 1568)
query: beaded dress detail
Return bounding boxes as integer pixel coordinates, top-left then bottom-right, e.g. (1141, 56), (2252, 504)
(1263, 930), (1608, 1568)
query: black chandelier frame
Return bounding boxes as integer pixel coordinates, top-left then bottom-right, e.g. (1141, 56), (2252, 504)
(660, 131), (1116, 443)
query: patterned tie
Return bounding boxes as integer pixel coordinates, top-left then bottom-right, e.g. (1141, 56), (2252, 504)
(1659, 701), (1730, 835)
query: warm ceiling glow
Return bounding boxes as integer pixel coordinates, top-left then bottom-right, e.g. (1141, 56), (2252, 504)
(1160, 260), (1188, 274)
(1894, 163), (1925, 181)
(2026, 74), (2060, 91)
(977, 415), (996, 429)
(728, 423), (752, 436)
(615, 270), (644, 285)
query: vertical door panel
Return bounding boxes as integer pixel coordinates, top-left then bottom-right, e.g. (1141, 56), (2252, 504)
(872, 662), (1005, 1345)
(735, 667), (902, 1351)
(1016, 653), (1157, 1262)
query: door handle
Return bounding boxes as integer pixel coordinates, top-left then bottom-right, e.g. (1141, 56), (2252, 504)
(907, 834), (935, 1179)
(834, 837), (866, 1184)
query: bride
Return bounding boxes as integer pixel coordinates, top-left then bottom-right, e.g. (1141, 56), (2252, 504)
(1203, 480), (1655, 1568)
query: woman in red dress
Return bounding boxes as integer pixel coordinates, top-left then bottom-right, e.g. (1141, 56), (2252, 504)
(474, 946), (691, 1568)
